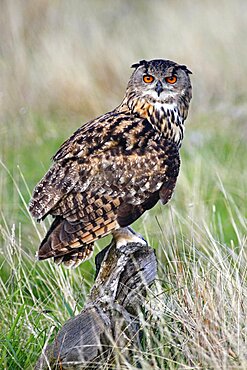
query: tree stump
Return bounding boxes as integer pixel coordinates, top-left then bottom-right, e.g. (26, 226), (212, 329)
(35, 231), (157, 370)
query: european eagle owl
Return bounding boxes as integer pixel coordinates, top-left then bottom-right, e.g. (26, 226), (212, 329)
(29, 59), (192, 267)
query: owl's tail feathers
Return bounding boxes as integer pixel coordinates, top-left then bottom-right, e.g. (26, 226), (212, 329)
(37, 217), (94, 268)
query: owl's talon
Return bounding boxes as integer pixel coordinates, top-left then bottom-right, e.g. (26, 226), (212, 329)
(113, 226), (147, 253)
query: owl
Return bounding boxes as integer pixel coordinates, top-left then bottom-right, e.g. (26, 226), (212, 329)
(29, 59), (192, 268)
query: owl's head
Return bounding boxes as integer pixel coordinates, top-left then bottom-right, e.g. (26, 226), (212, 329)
(126, 59), (192, 106)
(122, 59), (192, 144)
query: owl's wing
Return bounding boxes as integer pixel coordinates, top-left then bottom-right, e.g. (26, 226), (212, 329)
(36, 146), (178, 261)
(29, 110), (143, 220)
(29, 111), (117, 220)
(29, 112), (180, 260)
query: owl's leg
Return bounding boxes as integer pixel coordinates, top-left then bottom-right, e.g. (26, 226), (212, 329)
(112, 226), (147, 251)
(54, 243), (94, 268)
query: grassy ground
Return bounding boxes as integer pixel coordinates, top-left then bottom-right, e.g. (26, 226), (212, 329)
(1, 1), (247, 369)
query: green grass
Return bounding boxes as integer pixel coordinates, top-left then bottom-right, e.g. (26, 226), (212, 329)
(0, 112), (246, 369)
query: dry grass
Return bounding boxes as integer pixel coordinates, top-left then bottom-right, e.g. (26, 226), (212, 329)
(1, 0), (247, 119)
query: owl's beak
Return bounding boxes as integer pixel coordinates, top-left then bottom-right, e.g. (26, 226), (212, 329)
(155, 81), (163, 96)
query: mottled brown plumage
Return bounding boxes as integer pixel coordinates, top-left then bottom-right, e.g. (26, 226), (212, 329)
(29, 59), (192, 267)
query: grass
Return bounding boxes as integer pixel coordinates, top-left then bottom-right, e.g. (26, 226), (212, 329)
(0, 0), (247, 369)
(1, 114), (246, 369)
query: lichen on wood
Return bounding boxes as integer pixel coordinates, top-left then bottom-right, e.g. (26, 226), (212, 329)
(35, 236), (157, 370)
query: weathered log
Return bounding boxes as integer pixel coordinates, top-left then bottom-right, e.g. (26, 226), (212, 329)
(35, 231), (157, 370)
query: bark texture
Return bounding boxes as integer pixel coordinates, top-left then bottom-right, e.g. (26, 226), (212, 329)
(35, 239), (157, 370)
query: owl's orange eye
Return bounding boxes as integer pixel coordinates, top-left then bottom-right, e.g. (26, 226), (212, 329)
(165, 76), (177, 84)
(143, 75), (154, 83)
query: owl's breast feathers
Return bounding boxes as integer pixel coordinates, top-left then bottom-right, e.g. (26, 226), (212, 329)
(29, 108), (180, 261)
(124, 92), (189, 148)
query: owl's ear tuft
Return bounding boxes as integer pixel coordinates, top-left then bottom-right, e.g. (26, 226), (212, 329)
(180, 65), (192, 75)
(131, 60), (148, 69)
